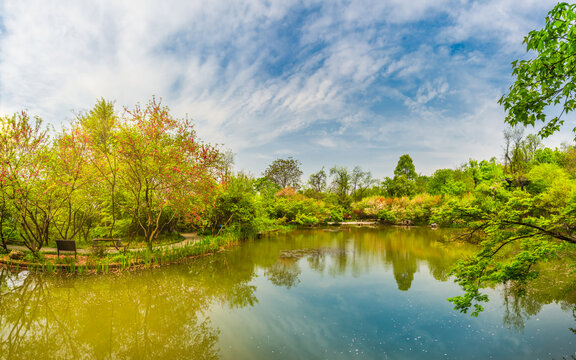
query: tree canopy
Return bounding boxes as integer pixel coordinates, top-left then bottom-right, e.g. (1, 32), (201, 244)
(499, 2), (576, 140)
(450, 3), (576, 315)
(263, 157), (303, 189)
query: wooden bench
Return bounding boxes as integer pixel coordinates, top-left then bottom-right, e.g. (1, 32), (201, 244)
(55, 240), (77, 258)
(92, 238), (122, 249)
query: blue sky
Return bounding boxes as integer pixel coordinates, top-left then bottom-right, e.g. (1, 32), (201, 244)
(0, 0), (571, 179)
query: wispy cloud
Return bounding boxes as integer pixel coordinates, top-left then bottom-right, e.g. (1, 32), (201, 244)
(0, 0), (566, 178)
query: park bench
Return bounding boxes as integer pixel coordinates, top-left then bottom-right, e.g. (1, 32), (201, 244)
(92, 238), (122, 250)
(55, 240), (77, 258)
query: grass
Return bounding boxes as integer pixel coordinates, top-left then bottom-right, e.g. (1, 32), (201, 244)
(0, 225), (293, 275)
(0, 231), (257, 275)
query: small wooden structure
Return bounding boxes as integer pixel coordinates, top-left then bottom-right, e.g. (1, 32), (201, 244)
(92, 238), (122, 249)
(55, 240), (77, 258)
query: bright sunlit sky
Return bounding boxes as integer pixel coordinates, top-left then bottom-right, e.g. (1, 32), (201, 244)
(0, 0), (573, 179)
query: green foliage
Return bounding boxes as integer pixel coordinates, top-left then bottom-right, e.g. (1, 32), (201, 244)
(210, 174), (260, 239)
(533, 147), (565, 165)
(427, 169), (467, 196)
(352, 194), (444, 225)
(263, 157), (303, 189)
(385, 154), (419, 197)
(499, 2), (576, 139)
(562, 146), (576, 176)
(463, 158), (504, 187)
(394, 154), (417, 180)
(444, 182), (576, 315)
(0, 111), (53, 254)
(307, 168), (327, 194)
(329, 166), (351, 206)
(526, 163), (569, 195)
(0, 98), (221, 251)
(270, 187), (332, 225)
(294, 213), (319, 226)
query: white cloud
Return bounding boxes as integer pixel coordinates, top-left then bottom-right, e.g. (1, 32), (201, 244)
(0, 0), (570, 178)
(439, 0), (559, 50)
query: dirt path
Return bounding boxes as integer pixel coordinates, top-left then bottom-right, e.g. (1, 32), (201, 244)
(4, 233), (202, 254)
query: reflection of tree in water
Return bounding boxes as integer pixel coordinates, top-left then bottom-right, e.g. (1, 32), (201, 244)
(265, 247), (350, 289)
(502, 283), (543, 332)
(0, 270), (220, 359)
(389, 248), (418, 291)
(307, 251), (326, 273)
(265, 258), (301, 289)
(499, 259), (576, 333)
(0, 250), (263, 360)
(225, 283), (258, 309)
(382, 230), (419, 291)
(267, 227), (469, 292)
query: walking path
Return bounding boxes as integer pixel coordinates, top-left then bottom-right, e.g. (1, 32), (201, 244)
(5, 233), (201, 255)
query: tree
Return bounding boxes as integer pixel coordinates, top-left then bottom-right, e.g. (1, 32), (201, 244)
(116, 98), (220, 249)
(426, 169), (466, 196)
(394, 154), (417, 180)
(329, 166), (351, 205)
(454, 2), (576, 312)
(386, 154), (418, 197)
(263, 157), (302, 189)
(209, 174), (259, 239)
(447, 181), (576, 316)
(0, 112), (54, 254)
(350, 166), (373, 201)
(307, 168), (327, 194)
(77, 99), (121, 238)
(499, 2), (576, 140)
(50, 124), (94, 242)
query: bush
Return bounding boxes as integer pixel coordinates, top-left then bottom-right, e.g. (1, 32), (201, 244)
(352, 194), (444, 225)
(270, 190), (332, 224)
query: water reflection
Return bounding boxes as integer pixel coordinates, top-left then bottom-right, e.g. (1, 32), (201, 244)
(260, 227), (470, 291)
(258, 227), (576, 332)
(500, 257), (576, 332)
(0, 251), (260, 359)
(0, 226), (575, 359)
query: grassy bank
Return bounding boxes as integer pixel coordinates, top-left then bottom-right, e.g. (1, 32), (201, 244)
(0, 228), (287, 275)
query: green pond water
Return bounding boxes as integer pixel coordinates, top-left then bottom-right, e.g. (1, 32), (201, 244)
(1, 226), (576, 359)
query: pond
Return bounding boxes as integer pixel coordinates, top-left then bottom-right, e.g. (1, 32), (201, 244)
(1, 226), (575, 359)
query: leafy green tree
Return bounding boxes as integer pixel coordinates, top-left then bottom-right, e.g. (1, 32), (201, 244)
(263, 157), (302, 189)
(307, 168), (327, 194)
(77, 99), (121, 238)
(450, 4), (576, 316)
(350, 166), (373, 201)
(447, 177), (576, 316)
(426, 169), (466, 196)
(499, 2), (576, 139)
(386, 154), (418, 197)
(384, 175), (415, 198)
(562, 146), (576, 175)
(452, 2), (576, 315)
(116, 98), (220, 249)
(254, 176), (281, 198)
(50, 125), (94, 242)
(394, 154), (417, 180)
(210, 174), (260, 238)
(329, 166), (351, 206)
(533, 147), (565, 166)
(462, 158), (503, 187)
(526, 163), (571, 196)
(0, 112), (54, 254)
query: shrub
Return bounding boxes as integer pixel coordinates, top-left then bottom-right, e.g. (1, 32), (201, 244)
(352, 194), (444, 225)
